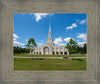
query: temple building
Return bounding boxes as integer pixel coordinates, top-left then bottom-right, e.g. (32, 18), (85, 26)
(32, 23), (69, 55)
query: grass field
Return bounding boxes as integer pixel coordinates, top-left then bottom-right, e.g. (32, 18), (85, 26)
(14, 54), (86, 71)
(14, 54), (86, 57)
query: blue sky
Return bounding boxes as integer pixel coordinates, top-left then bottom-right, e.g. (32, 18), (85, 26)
(13, 13), (87, 48)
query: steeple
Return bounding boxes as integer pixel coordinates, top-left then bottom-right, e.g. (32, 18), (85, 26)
(45, 22), (54, 46)
(49, 22), (51, 38)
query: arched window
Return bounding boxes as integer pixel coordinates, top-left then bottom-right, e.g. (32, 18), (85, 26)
(60, 52), (63, 55)
(52, 52), (55, 55)
(44, 47), (49, 55)
(64, 52), (67, 55)
(56, 52), (58, 55)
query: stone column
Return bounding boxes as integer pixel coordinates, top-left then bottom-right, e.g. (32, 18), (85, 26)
(54, 48), (57, 55)
(58, 48), (60, 55)
(63, 48), (65, 55)
(38, 48), (39, 55)
(63, 52), (64, 55)
(67, 51), (69, 55)
(58, 51), (60, 55)
(41, 47), (44, 55)
(49, 46), (52, 55)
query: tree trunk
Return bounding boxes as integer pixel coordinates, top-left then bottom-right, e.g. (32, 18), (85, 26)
(30, 50), (32, 55)
(32, 54), (34, 60)
(69, 49), (72, 60)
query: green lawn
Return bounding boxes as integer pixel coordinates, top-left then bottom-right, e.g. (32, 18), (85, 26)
(14, 58), (86, 70)
(14, 54), (86, 57)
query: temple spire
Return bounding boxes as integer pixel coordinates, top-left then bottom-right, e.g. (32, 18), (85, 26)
(49, 22), (51, 38)
(49, 22), (51, 33)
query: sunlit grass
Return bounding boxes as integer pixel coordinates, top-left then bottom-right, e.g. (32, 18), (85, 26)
(14, 58), (86, 70)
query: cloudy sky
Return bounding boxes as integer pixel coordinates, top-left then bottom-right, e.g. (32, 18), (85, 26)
(13, 13), (87, 48)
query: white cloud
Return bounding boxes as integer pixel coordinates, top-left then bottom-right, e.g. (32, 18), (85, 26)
(77, 40), (80, 42)
(66, 23), (77, 30)
(80, 19), (86, 24)
(13, 41), (25, 46)
(77, 33), (87, 41)
(64, 37), (75, 43)
(13, 33), (24, 47)
(13, 33), (19, 39)
(78, 42), (86, 47)
(58, 43), (66, 46)
(26, 39), (29, 42)
(77, 33), (87, 47)
(21, 13), (54, 22)
(76, 19), (86, 25)
(37, 40), (44, 46)
(34, 13), (53, 22)
(64, 37), (71, 42)
(49, 13), (54, 16)
(13, 34), (19, 41)
(54, 37), (63, 45)
(13, 38), (16, 41)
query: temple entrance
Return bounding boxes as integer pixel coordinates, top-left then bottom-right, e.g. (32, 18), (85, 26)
(44, 47), (49, 55)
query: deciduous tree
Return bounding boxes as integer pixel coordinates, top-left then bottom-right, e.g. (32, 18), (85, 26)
(25, 38), (37, 60)
(65, 38), (78, 55)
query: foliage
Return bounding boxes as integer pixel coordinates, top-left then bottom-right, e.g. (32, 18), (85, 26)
(13, 46), (30, 54)
(77, 43), (87, 54)
(65, 38), (87, 54)
(25, 38), (37, 55)
(13, 38), (37, 54)
(25, 38), (37, 48)
(83, 43), (87, 53)
(65, 38), (78, 54)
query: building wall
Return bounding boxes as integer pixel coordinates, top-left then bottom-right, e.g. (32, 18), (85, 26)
(32, 45), (69, 55)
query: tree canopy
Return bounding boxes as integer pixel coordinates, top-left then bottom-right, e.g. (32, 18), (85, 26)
(25, 38), (37, 55)
(25, 38), (37, 48)
(65, 38), (87, 54)
(65, 38), (78, 54)
(13, 46), (30, 54)
(77, 43), (87, 54)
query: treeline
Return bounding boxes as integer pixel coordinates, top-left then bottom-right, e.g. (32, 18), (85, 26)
(13, 46), (30, 54)
(71, 43), (87, 54)
(65, 38), (87, 54)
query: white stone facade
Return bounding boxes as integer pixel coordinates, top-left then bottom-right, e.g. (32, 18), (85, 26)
(32, 23), (69, 55)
